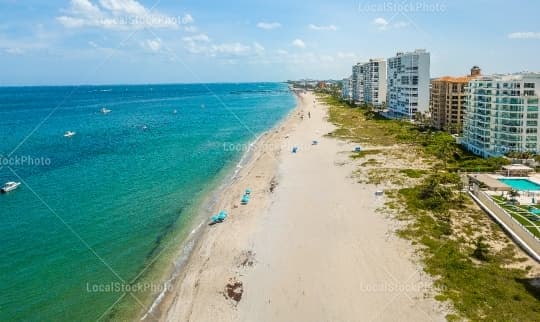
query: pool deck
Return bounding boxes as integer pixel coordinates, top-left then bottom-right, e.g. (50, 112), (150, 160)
(468, 173), (511, 191)
(469, 173), (540, 191)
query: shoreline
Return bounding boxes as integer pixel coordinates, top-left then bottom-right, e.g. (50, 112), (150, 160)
(136, 91), (303, 321)
(155, 91), (446, 321)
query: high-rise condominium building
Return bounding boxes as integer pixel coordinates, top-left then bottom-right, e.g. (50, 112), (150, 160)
(462, 73), (540, 158)
(363, 59), (387, 107)
(351, 63), (365, 104)
(348, 59), (387, 106)
(387, 49), (430, 119)
(431, 66), (481, 134)
(341, 77), (352, 102)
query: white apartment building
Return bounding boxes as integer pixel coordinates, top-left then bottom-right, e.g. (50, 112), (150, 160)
(462, 73), (540, 158)
(351, 63), (365, 105)
(387, 49), (430, 119)
(341, 77), (352, 102)
(363, 59), (387, 107)
(348, 59), (387, 106)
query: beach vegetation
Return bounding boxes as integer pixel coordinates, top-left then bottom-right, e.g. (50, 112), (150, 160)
(323, 93), (540, 321)
(351, 149), (382, 159)
(399, 169), (427, 178)
(324, 95), (510, 172)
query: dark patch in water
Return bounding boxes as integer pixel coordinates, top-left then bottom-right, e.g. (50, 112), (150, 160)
(145, 203), (191, 261)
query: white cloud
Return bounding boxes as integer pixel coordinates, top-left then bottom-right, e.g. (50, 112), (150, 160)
(141, 38), (162, 52)
(253, 42), (265, 55)
(373, 17), (389, 29)
(508, 32), (540, 39)
(256, 22), (281, 30)
(292, 39), (306, 48)
(182, 33), (210, 42)
(182, 33), (211, 54)
(182, 34), (260, 57)
(336, 52), (357, 59)
(211, 43), (251, 56)
(4, 47), (25, 55)
(57, 0), (192, 30)
(392, 21), (409, 29)
(373, 17), (408, 30)
(276, 49), (288, 55)
(308, 24), (337, 31)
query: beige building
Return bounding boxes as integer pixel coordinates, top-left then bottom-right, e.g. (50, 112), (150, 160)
(431, 66), (481, 133)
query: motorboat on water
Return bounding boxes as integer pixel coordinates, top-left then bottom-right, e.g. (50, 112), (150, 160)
(64, 131), (76, 138)
(1, 181), (21, 193)
(100, 107), (112, 114)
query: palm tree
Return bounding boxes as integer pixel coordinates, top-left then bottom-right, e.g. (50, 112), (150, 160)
(508, 189), (520, 202)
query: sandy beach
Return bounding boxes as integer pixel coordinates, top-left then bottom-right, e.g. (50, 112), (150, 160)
(154, 91), (446, 322)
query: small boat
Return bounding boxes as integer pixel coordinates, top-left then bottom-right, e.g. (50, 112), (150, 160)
(100, 108), (112, 114)
(173, 109), (178, 114)
(64, 131), (76, 138)
(1, 181), (21, 193)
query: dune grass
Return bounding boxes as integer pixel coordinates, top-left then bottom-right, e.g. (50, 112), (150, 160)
(323, 95), (510, 172)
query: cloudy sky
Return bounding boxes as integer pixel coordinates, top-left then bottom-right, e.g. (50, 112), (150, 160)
(1, 0), (539, 85)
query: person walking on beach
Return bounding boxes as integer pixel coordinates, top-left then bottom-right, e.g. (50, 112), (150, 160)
(308, 112), (311, 119)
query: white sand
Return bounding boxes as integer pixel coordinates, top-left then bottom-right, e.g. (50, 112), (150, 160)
(156, 92), (446, 322)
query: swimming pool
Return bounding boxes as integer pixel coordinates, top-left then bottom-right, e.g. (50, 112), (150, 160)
(499, 178), (540, 191)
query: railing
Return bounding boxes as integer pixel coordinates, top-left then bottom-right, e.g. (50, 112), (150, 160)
(470, 185), (540, 261)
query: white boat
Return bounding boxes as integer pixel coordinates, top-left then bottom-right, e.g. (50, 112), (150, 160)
(1, 181), (21, 193)
(64, 131), (76, 138)
(173, 109), (178, 114)
(100, 108), (112, 114)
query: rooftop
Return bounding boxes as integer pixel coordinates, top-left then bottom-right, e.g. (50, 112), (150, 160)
(433, 75), (477, 83)
(502, 164), (534, 171)
(472, 73), (540, 82)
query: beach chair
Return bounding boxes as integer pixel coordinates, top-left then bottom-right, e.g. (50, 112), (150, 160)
(312, 140), (318, 145)
(292, 147), (298, 153)
(241, 194), (250, 205)
(354, 146), (361, 152)
(210, 211), (228, 224)
(245, 188), (252, 195)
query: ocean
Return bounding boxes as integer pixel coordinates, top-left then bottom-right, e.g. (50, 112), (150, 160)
(0, 83), (296, 321)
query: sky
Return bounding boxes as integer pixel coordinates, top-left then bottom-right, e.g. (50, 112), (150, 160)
(0, 0), (539, 85)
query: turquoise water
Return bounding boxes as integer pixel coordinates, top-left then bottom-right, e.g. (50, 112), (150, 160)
(0, 83), (295, 321)
(499, 178), (540, 191)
